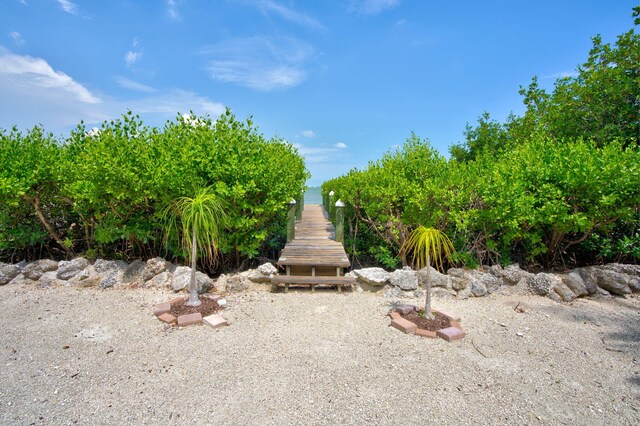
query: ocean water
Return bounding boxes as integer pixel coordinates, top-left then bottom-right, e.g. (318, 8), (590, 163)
(304, 187), (322, 205)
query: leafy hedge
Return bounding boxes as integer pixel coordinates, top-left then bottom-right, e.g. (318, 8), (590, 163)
(0, 109), (309, 271)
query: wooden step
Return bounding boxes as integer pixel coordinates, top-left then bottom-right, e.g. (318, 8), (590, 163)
(271, 275), (355, 293)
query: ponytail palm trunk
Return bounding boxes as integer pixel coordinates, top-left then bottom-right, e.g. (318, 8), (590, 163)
(401, 226), (455, 319)
(162, 187), (226, 307)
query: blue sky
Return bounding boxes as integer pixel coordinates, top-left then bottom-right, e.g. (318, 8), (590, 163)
(0, 0), (636, 185)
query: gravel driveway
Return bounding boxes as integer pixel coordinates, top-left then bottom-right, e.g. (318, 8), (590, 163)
(1, 283), (639, 425)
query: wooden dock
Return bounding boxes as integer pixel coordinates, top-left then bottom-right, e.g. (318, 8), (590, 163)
(272, 204), (355, 292)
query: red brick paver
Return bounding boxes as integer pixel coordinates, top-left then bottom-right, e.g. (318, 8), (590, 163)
(177, 313), (202, 326)
(157, 313), (176, 324)
(390, 317), (417, 334)
(437, 326), (465, 342)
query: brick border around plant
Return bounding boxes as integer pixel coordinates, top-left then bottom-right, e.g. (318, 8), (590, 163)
(153, 294), (229, 328)
(388, 306), (465, 342)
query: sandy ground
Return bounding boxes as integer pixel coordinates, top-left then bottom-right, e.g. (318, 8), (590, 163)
(1, 283), (639, 425)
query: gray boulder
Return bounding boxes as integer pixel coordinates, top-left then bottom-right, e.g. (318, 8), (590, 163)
(0, 262), (21, 285)
(23, 259), (58, 280)
(594, 268), (632, 296)
(93, 259), (127, 274)
(145, 271), (173, 289)
(560, 272), (588, 298)
(244, 269), (271, 283)
(551, 279), (577, 302)
(447, 268), (469, 291)
(530, 273), (556, 296)
(214, 274), (228, 293)
(418, 267), (450, 288)
(469, 278), (487, 297)
(488, 264), (503, 278)
(57, 258), (89, 280)
(68, 266), (101, 287)
(603, 263), (640, 277)
(389, 269), (418, 291)
(172, 266), (212, 293)
(431, 287), (456, 299)
(143, 257), (170, 281)
(39, 271), (66, 288)
(502, 264), (525, 285)
(99, 270), (122, 289)
(223, 274), (251, 293)
(258, 263), (278, 277)
(478, 273), (503, 294)
(121, 260), (145, 284)
(574, 267), (599, 295)
(352, 268), (390, 286)
(382, 285), (404, 298)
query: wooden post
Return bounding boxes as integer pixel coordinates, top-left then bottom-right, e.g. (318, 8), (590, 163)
(296, 195), (303, 221)
(335, 199), (345, 244)
(329, 190), (335, 222)
(287, 199), (296, 242)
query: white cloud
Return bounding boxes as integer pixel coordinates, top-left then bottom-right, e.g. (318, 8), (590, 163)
(335, 142), (347, 149)
(349, 0), (400, 15)
(167, 0), (179, 20)
(125, 37), (143, 67)
(541, 70), (578, 80)
(203, 36), (314, 91)
(114, 76), (157, 93)
(0, 49), (100, 103)
(0, 48), (225, 132)
(255, 0), (325, 31)
(56, 0), (78, 15)
(9, 32), (24, 45)
(300, 130), (315, 138)
(293, 142), (350, 164)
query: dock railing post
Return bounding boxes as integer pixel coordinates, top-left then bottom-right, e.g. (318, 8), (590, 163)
(335, 199), (345, 244)
(296, 194), (303, 221)
(329, 190), (335, 221)
(287, 199), (296, 242)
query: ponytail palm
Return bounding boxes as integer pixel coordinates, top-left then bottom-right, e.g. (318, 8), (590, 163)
(401, 226), (455, 319)
(162, 187), (227, 306)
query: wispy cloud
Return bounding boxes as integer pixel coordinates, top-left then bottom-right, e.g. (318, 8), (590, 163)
(254, 0), (325, 31)
(125, 37), (143, 67)
(56, 0), (78, 15)
(335, 142), (347, 149)
(114, 76), (157, 93)
(167, 0), (179, 20)
(9, 32), (24, 45)
(300, 129), (315, 138)
(541, 70), (578, 80)
(0, 47), (225, 131)
(349, 0), (400, 15)
(202, 36), (314, 91)
(293, 142), (350, 164)
(0, 49), (100, 103)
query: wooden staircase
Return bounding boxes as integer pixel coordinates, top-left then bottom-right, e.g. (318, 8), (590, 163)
(272, 204), (354, 292)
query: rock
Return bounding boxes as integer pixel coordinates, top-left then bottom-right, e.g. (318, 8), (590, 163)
(122, 260), (145, 284)
(171, 266), (212, 293)
(56, 258), (89, 280)
(68, 266), (101, 287)
(469, 278), (487, 297)
(99, 269), (122, 289)
(594, 268), (632, 296)
(0, 262), (21, 285)
(530, 273), (556, 296)
(561, 272), (588, 298)
(352, 268), (390, 286)
(145, 271), (173, 289)
(389, 269), (418, 290)
(551, 279), (577, 302)
(143, 257), (170, 281)
(574, 267), (599, 295)
(214, 274), (228, 293)
(93, 259), (128, 274)
(418, 267), (450, 288)
(244, 269), (271, 283)
(8, 273), (32, 286)
(431, 287), (456, 299)
(478, 273), (502, 294)
(502, 264), (525, 285)
(603, 263), (640, 277)
(38, 271), (65, 288)
(22, 259), (58, 280)
(257, 263), (278, 277)
(383, 285), (403, 298)
(357, 281), (384, 292)
(488, 264), (503, 278)
(224, 274), (251, 293)
(395, 305), (414, 315)
(447, 268), (469, 291)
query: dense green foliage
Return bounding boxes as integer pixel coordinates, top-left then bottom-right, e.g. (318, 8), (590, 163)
(324, 12), (640, 270)
(0, 110), (308, 271)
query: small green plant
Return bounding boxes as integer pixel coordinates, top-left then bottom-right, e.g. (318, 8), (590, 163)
(161, 187), (227, 306)
(401, 226), (455, 319)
